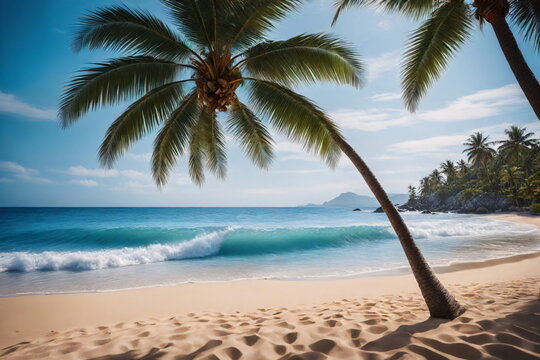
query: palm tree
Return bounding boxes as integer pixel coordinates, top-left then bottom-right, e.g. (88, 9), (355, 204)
(60, 0), (463, 319)
(500, 166), (525, 205)
(456, 159), (470, 176)
(497, 125), (539, 163)
(419, 176), (432, 197)
(332, 0), (540, 119)
(430, 169), (444, 188)
(463, 132), (497, 168)
(440, 160), (458, 182)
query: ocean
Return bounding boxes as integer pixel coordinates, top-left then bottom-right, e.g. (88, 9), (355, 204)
(0, 207), (538, 297)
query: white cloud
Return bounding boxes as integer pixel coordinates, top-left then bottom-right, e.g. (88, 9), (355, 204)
(374, 155), (403, 161)
(0, 91), (56, 120)
(332, 84), (526, 132)
(66, 165), (146, 179)
(418, 84), (524, 122)
(365, 51), (401, 81)
(0, 161), (52, 183)
(370, 92), (401, 102)
(0, 177), (14, 183)
(386, 135), (466, 155)
(331, 108), (412, 131)
(69, 179), (100, 187)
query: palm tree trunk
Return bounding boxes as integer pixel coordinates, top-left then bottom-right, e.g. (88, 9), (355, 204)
(330, 132), (465, 319)
(489, 14), (540, 120)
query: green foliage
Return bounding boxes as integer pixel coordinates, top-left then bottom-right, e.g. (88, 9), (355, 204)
(247, 79), (342, 168)
(333, 0), (539, 110)
(74, 6), (192, 60)
(59, 56), (180, 127)
(241, 33), (363, 87)
(415, 126), (540, 207)
(509, 0), (540, 52)
(333, 0), (436, 25)
(401, 1), (473, 112)
(152, 91), (201, 187)
(227, 102), (274, 169)
(530, 203), (540, 214)
(99, 81), (185, 168)
(62, 0), (364, 187)
(463, 132), (497, 168)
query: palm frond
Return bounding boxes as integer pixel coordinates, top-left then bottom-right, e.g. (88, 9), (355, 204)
(161, 0), (216, 50)
(188, 127), (206, 186)
(152, 91), (200, 188)
(99, 81), (185, 168)
(401, 1), (473, 112)
(199, 107), (227, 179)
(59, 56), (179, 127)
(74, 6), (192, 60)
(241, 33), (363, 87)
(227, 0), (302, 49)
(333, 0), (439, 25)
(509, 0), (540, 52)
(247, 79), (341, 167)
(227, 101), (274, 169)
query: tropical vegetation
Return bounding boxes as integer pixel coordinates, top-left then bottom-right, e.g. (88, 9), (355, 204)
(332, 0), (540, 119)
(60, 0), (463, 318)
(408, 126), (540, 211)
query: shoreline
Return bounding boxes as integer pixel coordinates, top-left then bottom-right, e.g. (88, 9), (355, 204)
(1, 248), (539, 349)
(1, 211), (539, 357)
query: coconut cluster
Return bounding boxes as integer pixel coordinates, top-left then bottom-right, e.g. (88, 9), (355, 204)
(472, 0), (509, 23)
(193, 51), (242, 112)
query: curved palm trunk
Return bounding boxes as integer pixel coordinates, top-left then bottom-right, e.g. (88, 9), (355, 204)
(331, 132), (465, 319)
(489, 15), (540, 120)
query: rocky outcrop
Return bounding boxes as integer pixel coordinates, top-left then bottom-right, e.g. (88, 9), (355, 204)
(409, 191), (510, 214)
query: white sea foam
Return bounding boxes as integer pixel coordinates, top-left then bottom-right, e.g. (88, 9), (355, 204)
(408, 218), (536, 239)
(0, 228), (233, 272)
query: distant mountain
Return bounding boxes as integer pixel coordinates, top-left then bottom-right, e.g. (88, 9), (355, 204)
(303, 192), (408, 208)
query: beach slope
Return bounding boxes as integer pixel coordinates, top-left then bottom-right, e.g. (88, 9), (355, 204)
(1, 214), (539, 359)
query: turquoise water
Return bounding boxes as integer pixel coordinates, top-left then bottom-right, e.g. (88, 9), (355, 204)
(0, 207), (538, 296)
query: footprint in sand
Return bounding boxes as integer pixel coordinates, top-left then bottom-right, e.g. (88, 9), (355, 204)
(309, 339), (337, 354)
(224, 347), (242, 360)
(284, 332), (298, 344)
(347, 328), (361, 339)
(243, 334), (260, 346)
(325, 319), (340, 327)
(274, 344), (287, 355)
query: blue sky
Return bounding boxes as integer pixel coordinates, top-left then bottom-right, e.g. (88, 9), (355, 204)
(0, 0), (538, 206)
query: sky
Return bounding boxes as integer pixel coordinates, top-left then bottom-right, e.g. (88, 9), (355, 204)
(0, 0), (539, 207)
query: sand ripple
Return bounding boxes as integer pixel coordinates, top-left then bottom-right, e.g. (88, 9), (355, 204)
(1, 277), (539, 359)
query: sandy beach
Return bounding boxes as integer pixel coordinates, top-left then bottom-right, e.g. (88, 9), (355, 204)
(1, 213), (539, 359)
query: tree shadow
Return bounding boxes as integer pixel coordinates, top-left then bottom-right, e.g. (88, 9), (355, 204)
(361, 300), (540, 359)
(361, 317), (450, 352)
(88, 347), (166, 360)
